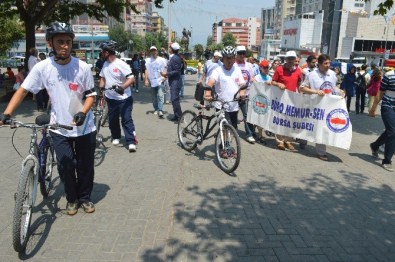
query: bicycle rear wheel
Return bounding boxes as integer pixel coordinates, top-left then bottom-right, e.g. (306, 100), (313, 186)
(177, 110), (200, 152)
(215, 122), (241, 173)
(40, 145), (54, 197)
(13, 161), (36, 252)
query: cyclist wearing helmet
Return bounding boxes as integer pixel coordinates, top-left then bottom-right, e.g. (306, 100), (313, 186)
(98, 40), (137, 152)
(204, 46), (246, 128)
(0, 22), (97, 215)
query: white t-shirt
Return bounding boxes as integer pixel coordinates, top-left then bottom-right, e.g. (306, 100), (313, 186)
(234, 61), (255, 95)
(209, 65), (245, 112)
(302, 68), (341, 95)
(28, 56), (39, 72)
(203, 59), (223, 84)
(145, 56), (167, 87)
(22, 57), (96, 137)
(100, 58), (133, 100)
(254, 73), (272, 84)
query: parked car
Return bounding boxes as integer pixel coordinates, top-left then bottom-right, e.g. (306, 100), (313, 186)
(185, 66), (197, 75)
(1, 56), (25, 68)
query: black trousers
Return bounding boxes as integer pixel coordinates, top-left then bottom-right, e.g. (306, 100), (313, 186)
(51, 131), (96, 203)
(355, 87), (366, 113)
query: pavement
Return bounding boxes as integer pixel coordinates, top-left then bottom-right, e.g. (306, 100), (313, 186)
(0, 74), (394, 262)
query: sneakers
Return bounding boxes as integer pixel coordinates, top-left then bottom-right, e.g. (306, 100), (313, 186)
(277, 142), (286, 150)
(153, 111), (158, 115)
(129, 144), (137, 152)
(66, 202), (78, 216)
(112, 139), (120, 146)
(158, 111), (164, 118)
(317, 154), (329, 161)
(81, 201), (95, 213)
(246, 136), (255, 144)
(285, 142), (295, 151)
(370, 143), (379, 158)
(382, 163), (394, 172)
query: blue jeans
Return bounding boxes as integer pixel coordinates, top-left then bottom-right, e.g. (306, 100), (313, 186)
(180, 75), (185, 97)
(51, 131), (96, 203)
(151, 84), (165, 111)
(372, 105), (395, 164)
(106, 96), (136, 145)
(239, 100), (254, 138)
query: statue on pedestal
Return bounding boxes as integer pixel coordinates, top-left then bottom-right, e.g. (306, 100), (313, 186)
(180, 28), (191, 51)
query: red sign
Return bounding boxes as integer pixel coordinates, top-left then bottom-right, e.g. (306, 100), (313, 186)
(283, 28), (298, 36)
(375, 48), (395, 53)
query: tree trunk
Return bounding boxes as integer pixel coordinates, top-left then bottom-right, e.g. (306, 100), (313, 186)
(25, 20), (36, 71)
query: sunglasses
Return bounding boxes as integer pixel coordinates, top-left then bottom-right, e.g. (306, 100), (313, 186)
(261, 66), (269, 69)
(237, 52), (246, 55)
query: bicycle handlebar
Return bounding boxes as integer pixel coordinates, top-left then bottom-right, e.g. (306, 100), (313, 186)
(7, 120), (74, 131)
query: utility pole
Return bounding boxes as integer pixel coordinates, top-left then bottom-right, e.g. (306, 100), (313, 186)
(168, 0), (171, 50)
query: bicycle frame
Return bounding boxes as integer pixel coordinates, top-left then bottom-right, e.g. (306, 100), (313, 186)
(191, 104), (229, 144)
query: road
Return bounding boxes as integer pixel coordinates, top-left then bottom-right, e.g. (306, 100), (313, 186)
(0, 74), (394, 261)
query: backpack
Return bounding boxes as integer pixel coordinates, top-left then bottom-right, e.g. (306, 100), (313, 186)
(132, 60), (140, 71)
(354, 71), (368, 90)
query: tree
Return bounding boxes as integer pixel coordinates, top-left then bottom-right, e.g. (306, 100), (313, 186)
(194, 44), (204, 60)
(108, 24), (133, 53)
(0, 0), (175, 60)
(0, 16), (25, 56)
(222, 32), (237, 47)
(368, 0), (394, 15)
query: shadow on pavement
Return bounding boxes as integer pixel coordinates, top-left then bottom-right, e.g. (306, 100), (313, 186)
(140, 172), (395, 261)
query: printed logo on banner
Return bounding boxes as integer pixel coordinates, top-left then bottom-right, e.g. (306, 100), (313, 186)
(326, 109), (350, 133)
(252, 94), (269, 115)
(320, 81), (335, 94)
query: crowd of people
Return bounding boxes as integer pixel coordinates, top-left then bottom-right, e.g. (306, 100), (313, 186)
(0, 21), (393, 216)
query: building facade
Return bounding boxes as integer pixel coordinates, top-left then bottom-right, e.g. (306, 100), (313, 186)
(212, 17), (261, 50)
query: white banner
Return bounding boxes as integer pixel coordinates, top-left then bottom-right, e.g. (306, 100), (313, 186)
(247, 82), (352, 150)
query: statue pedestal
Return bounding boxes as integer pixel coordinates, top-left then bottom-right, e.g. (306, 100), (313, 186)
(183, 52), (192, 60)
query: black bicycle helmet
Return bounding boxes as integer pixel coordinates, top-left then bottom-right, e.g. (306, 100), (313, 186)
(222, 46), (236, 57)
(99, 40), (118, 52)
(46, 22), (75, 40)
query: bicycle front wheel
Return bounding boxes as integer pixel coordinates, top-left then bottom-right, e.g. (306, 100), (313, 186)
(177, 110), (200, 152)
(215, 122), (241, 173)
(13, 161), (36, 253)
(40, 145), (54, 197)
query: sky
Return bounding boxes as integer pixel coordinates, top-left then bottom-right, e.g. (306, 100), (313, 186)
(154, 0), (275, 47)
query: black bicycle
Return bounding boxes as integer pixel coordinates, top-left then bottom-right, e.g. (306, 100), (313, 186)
(4, 114), (72, 252)
(177, 90), (244, 173)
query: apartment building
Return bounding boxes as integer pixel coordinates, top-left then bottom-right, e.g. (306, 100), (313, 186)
(212, 17), (261, 50)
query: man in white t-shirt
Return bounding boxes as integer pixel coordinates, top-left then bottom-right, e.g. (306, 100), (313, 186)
(300, 54), (345, 161)
(204, 46), (246, 128)
(99, 40), (136, 152)
(0, 22), (97, 215)
(234, 45), (256, 143)
(144, 46), (168, 118)
(200, 51), (223, 85)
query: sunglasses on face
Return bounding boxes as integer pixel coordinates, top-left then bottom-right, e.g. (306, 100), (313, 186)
(261, 66), (269, 69)
(237, 52), (246, 55)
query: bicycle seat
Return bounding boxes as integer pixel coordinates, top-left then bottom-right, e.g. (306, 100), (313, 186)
(193, 103), (212, 110)
(35, 114), (51, 125)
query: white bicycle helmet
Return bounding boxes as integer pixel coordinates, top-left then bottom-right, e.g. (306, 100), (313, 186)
(222, 46), (236, 57)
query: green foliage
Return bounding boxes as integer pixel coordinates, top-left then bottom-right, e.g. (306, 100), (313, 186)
(108, 24), (133, 53)
(194, 44), (204, 59)
(0, 16), (25, 55)
(0, 0), (175, 56)
(369, 0), (394, 16)
(222, 32), (237, 47)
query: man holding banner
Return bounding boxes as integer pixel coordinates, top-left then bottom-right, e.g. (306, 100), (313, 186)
(300, 54), (345, 161)
(271, 50), (302, 150)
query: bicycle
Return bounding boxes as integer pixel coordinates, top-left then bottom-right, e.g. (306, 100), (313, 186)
(4, 114), (72, 252)
(93, 86), (118, 143)
(177, 90), (244, 173)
